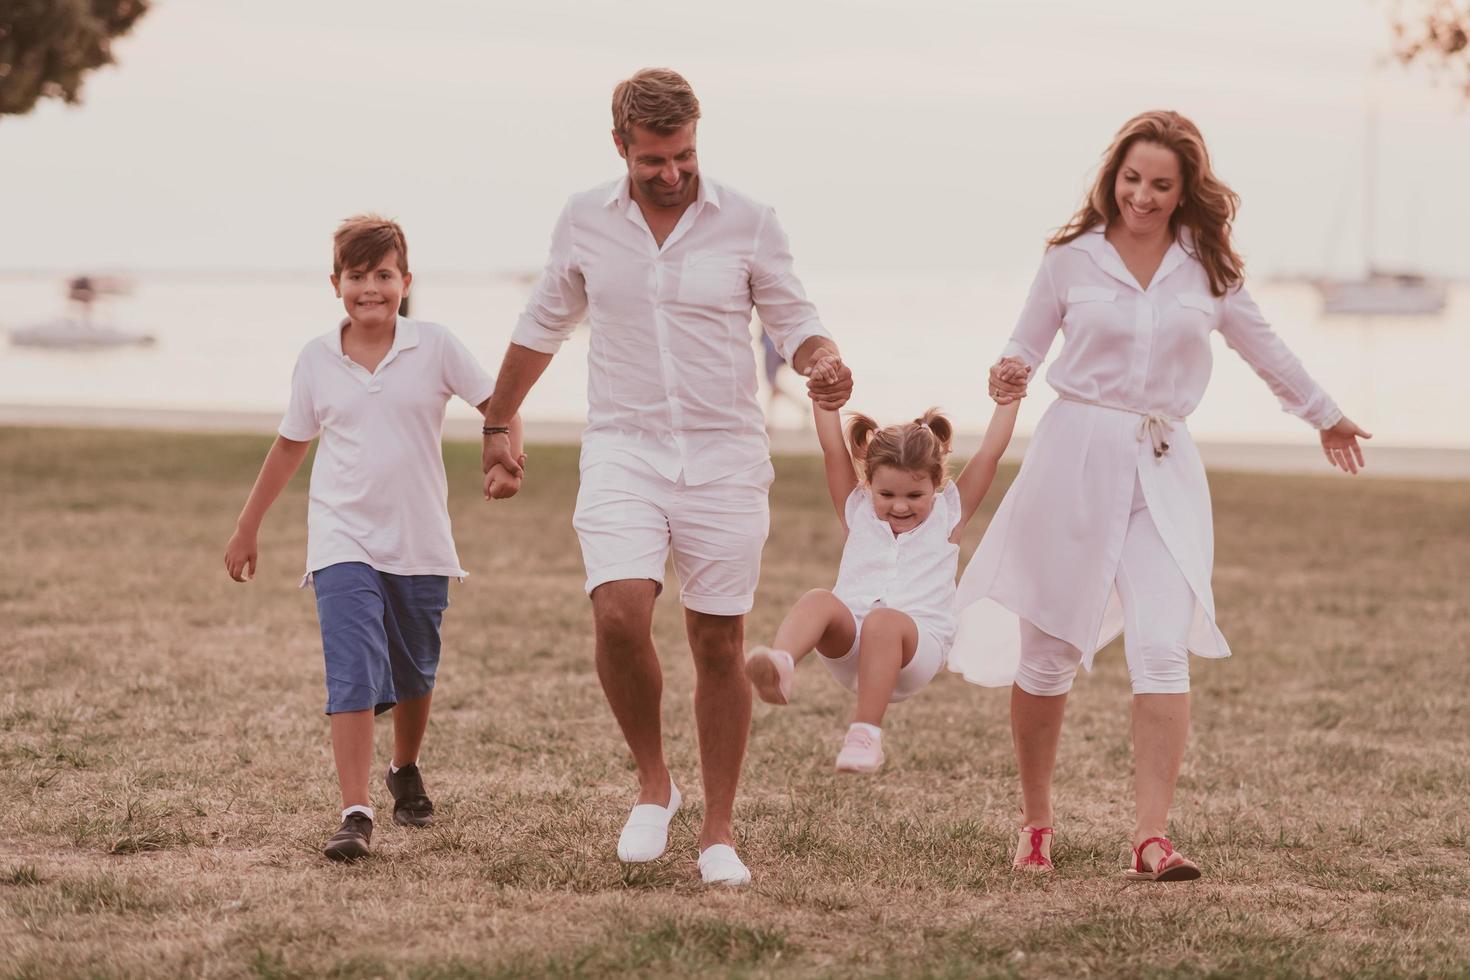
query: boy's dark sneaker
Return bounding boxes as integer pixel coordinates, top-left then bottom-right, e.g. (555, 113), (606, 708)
(323, 813), (373, 861)
(385, 763), (435, 827)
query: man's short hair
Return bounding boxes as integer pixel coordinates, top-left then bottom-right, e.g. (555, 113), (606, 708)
(333, 214), (408, 277)
(611, 68), (701, 145)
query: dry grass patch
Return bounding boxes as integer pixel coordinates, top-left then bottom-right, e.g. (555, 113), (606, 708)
(1, 426), (1468, 978)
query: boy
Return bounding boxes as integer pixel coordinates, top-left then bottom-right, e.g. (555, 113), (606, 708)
(224, 214), (523, 861)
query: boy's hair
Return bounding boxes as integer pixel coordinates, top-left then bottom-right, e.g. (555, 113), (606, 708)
(847, 409), (955, 487)
(611, 68), (701, 145)
(333, 214), (408, 277)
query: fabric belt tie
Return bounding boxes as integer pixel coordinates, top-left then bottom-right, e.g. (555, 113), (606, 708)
(1058, 395), (1184, 459)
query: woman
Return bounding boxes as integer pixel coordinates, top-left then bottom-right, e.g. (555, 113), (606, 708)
(953, 110), (1370, 881)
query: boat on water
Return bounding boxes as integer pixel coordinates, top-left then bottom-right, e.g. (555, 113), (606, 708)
(8, 317), (157, 349)
(1316, 271), (1447, 317)
(1313, 102), (1447, 318)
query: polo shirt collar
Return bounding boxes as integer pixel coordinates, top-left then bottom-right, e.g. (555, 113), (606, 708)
(322, 315), (419, 357)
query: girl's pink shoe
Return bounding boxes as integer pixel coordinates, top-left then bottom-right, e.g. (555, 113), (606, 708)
(834, 725), (884, 773)
(745, 646), (794, 705)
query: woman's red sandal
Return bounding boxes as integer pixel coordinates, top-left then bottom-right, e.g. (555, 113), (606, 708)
(1124, 836), (1200, 882)
(1012, 826), (1054, 873)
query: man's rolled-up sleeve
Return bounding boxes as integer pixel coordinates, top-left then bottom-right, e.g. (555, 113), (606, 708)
(750, 206), (831, 361)
(510, 201), (588, 354)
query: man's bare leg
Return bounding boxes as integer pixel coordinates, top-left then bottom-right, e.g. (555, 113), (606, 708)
(592, 579), (671, 807)
(686, 609), (750, 850)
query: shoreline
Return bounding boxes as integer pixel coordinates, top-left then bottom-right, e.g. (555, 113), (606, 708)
(2, 402), (1465, 480)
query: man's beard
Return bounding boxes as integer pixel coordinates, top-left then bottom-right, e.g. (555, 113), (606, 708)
(641, 174), (692, 206)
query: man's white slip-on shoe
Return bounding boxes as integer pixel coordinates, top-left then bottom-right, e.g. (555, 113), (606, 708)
(744, 646), (794, 705)
(698, 844), (752, 886)
(616, 779), (681, 863)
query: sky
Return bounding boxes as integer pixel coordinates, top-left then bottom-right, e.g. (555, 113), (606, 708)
(4, 0), (1468, 279)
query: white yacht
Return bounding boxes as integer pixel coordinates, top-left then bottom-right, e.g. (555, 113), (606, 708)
(9, 317), (156, 349)
(1314, 104), (1447, 317)
(1317, 271), (1447, 317)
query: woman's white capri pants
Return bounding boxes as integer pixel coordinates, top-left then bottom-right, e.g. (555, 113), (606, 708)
(1016, 476), (1194, 696)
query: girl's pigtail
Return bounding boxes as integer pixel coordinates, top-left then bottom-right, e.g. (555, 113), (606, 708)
(919, 408), (954, 455)
(846, 412), (879, 470)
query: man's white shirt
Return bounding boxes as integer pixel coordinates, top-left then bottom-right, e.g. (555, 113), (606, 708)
(511, 174), (832, 485)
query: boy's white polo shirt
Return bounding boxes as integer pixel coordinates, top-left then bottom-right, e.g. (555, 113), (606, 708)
(279, 316), (493, 583)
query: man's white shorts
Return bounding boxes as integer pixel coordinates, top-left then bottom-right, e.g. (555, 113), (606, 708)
(573, 453), (774, 617)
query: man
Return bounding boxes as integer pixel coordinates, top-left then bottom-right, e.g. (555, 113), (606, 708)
(481, 68), (851, 885)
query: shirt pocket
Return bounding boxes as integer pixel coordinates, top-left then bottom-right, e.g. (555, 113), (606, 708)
(676, 251), (747, 310)
(1066, 286), (1117, 305)
(1176, 292), (1216, 315)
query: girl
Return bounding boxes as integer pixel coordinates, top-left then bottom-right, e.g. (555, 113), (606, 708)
(744, 353), (1026, 772)
(965, 110), (1369, 880)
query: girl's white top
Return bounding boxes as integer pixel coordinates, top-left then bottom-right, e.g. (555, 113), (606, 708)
(950, 229), (1341, 687)
(279, 317), (494, 583)
(834, 481), (963, 651)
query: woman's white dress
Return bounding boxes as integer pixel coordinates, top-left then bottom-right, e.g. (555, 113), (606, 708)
(950, 228), (1342, 687)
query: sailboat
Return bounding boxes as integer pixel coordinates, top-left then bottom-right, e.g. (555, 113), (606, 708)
(1315, 106), (1446, 317)
(6, 273), (156, 349)
(8, 317), (156, 349)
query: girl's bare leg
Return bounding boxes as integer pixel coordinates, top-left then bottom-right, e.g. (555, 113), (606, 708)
(851, 608), (917, 727)
(770, 589), (856, 662)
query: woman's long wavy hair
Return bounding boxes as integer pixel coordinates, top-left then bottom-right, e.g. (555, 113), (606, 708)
(846, 408), (954, 487)
(1049, 110), (1244, 296)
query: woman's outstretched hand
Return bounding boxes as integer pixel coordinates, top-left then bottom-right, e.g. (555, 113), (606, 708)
(1320, 416), (1371, 475)
(988, 357), (1031, 404)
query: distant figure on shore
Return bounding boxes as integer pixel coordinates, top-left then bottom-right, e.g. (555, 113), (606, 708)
(68, 275), (97, 323)
(744, 357), (1025, 773)
(223, 215), (524, 863)
(759, 329), (803, 430)
(478, 68), (852, 887)
(957, 110), (1372, 882)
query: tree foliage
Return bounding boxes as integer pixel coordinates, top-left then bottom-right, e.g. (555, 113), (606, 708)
(0, 0), (149, 118)
(1392, 0), (1470, 101)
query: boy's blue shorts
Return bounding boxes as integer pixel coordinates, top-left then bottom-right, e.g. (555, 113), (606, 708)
(312, 562), (449, 716)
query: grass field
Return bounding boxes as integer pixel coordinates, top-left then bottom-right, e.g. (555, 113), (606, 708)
(1, 426), (1468, 979)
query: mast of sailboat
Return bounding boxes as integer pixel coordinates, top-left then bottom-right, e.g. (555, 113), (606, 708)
(1363, 99), (1376, 278)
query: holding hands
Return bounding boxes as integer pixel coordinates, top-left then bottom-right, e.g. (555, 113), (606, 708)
(484, 457), (527, 500)
(988, 356), (1032, 404)
(803, 350), (853, 410)
(480, 414), (526, 501)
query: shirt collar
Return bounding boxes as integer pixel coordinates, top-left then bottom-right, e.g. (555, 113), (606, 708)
(322, 315), (419, 356)
(1067, 226), (1191, 292)
(602, 173), (721, 211)
(696, 174), (721, 210)
(604, 176), (631, 208)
